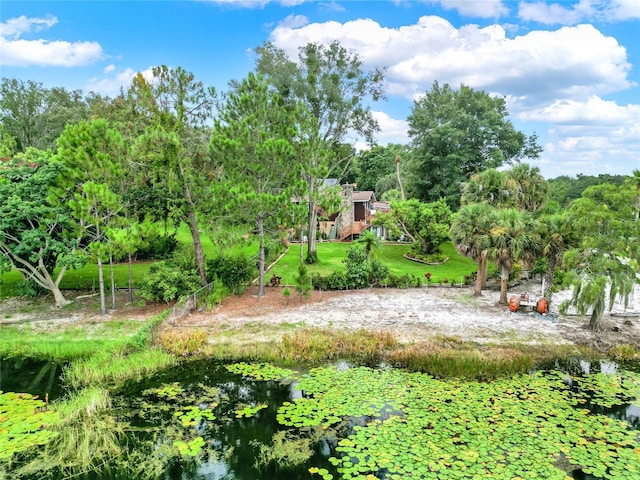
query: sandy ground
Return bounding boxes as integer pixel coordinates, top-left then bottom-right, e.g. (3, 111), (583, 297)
(3, 282), (640, 350)
(174, 280), (640, 349)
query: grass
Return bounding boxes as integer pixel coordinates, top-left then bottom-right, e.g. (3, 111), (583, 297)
(268, 241), (479, 285)
(62, 348), (176, 390)
(0, 320), (144, 361)
(0, 223), (261, 299)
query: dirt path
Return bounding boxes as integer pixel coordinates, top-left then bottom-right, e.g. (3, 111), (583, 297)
(174, 282), (640, 349)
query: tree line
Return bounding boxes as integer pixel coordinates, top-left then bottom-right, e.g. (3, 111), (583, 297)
(1, 40), (638, 330)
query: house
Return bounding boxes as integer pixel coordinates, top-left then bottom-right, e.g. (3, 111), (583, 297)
(319, 184), (391, 241)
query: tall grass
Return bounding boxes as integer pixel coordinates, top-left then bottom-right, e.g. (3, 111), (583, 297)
(13, 387), (124, 478)
(62, 348), (176, 390)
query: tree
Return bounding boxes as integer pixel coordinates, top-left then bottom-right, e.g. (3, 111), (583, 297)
(408, 82), (542, 209)
(355, 230), (382, 262)
(536, 211), (576, 302)
(1, 78), (89, 152)
(450, 203), (496, 296)
(354, 144), (410, 198)
(375, 199), (452, 259)
(0, 149), (84, 306)
(209, 73), (300, 296)
(134, 66), (217, 286)
(55, 119), (127, 314)
(255, 41), (385, 263)
(488, 208), (540, 304)
(504, 163), (549, 212)
(560, 182), (639, 331)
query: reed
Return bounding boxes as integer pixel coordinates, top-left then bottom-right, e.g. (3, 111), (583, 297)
(63, 348), (176, 390)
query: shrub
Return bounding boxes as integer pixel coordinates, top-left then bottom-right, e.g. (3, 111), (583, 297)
(369, 259), (389, 287)
(295, 263), (312, 298)
(206, 254), (255, 294)
(387, 273), (421, 289)
(136, 233), (178, 260)
(138, 260), (201, 303)
(157, 329), (208, 356)
(344, 245), (369, 289)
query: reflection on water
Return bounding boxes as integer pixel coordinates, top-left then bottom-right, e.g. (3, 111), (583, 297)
(0, 357), (64, 400)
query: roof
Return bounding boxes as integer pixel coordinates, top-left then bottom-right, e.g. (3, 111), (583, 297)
(352, 190), (375, 202)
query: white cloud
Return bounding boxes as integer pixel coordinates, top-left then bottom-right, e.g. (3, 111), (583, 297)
(428, 0), (509, 18)
(104, 64), (116, 74)
(518, 0), (640, 25)
(0, 14), (57, 37)
(277, 14), (309, 29)
(608, 0), (640, 20)
(86, 67), (137, 96)
(269, 16), (632, 106)
(518, 0), (595, 25)
(0, 15), (104, 67)
(519, 96), (640, 125)
(371, 111), (410, 144)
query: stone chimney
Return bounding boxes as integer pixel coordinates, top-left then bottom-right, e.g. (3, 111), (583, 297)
(337, 183), (355, 239)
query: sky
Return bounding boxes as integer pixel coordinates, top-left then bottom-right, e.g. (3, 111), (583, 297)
(1, 0), (639, 179)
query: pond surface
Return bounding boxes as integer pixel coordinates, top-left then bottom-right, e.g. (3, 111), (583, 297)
(0, 356), (64, 400)
(3, 357), (640, 480)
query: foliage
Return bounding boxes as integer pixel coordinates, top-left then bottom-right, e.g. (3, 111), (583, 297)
(343, 244), (370, 289)
(368, 259), (389, 287)
(560, 181), (639, 330)
(295, 262), (312, 298)
(209, 72), (301, 296)
(225, 362), (298, 382)
(138, 248), (201, 302)
(255, 430), (316, 469)
(256, 40), (385, 264)
(0, 150), (85, 307)
(135, 232), (178, 260)
(62, 349), (175, 390)
(277, 329), (398, 366)
(157, 329), (209, 356)
(353, 144), (410, 197)
(269, 365), (640, 480)
(408, 81), (542, 209)
(375, 198), (452, 257)
(206, 254), (255, 295)
(385, 273), (422, 288)
(0, 391), (61, 460)
(548, 173), (628, 207)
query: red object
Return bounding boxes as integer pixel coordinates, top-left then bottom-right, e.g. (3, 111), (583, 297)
(509, 296), (520, 312)
(537, 298), (548, 314)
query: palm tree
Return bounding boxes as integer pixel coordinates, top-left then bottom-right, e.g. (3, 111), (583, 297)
(356, 229), (382, 262)
(488, 208), (541, 304)
(537, 211), (575, 302)
(461, 169), (509, 207)
(504, 163), (549, 212)
(450, 203), (495, 296)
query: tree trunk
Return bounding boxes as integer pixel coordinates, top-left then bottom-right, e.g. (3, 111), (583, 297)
(396, 156), (406, 201)
(110, 254), (116, 311)
(257, 215), (265, 297)
(543, 255), (557, 302)
(97, 257), (106, 315)
(299, 225), (304, 264)
(51, 286), (67, 308)
(589, 296), (606, 331)
(185, 191), (207, 286)
(128, 252), (134, 303)
(306, 200), (319, 264)
(499, 264), (509, 305)
(474, 257), (484, 296)
(480, 250), (489, 289)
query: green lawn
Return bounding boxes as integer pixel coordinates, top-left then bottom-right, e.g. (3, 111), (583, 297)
(268, 241), (478, 285)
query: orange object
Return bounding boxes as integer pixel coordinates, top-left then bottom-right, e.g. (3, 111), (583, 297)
(537, 298), (548, 314)
(509, 295), (520, 312)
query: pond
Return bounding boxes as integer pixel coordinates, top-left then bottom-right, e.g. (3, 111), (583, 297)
(2, 357), (640, 479)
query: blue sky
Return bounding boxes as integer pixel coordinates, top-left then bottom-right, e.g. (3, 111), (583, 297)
(1, 0), (638, 179)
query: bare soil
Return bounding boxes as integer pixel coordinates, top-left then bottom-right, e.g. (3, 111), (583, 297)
(3, 282), (640, 351)
(173, 280), (640, 351)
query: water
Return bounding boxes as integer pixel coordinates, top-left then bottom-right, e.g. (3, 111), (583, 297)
(113, 360), (337, 480)
(0, 356), (64, 400)
(3, 357), (640, 479)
